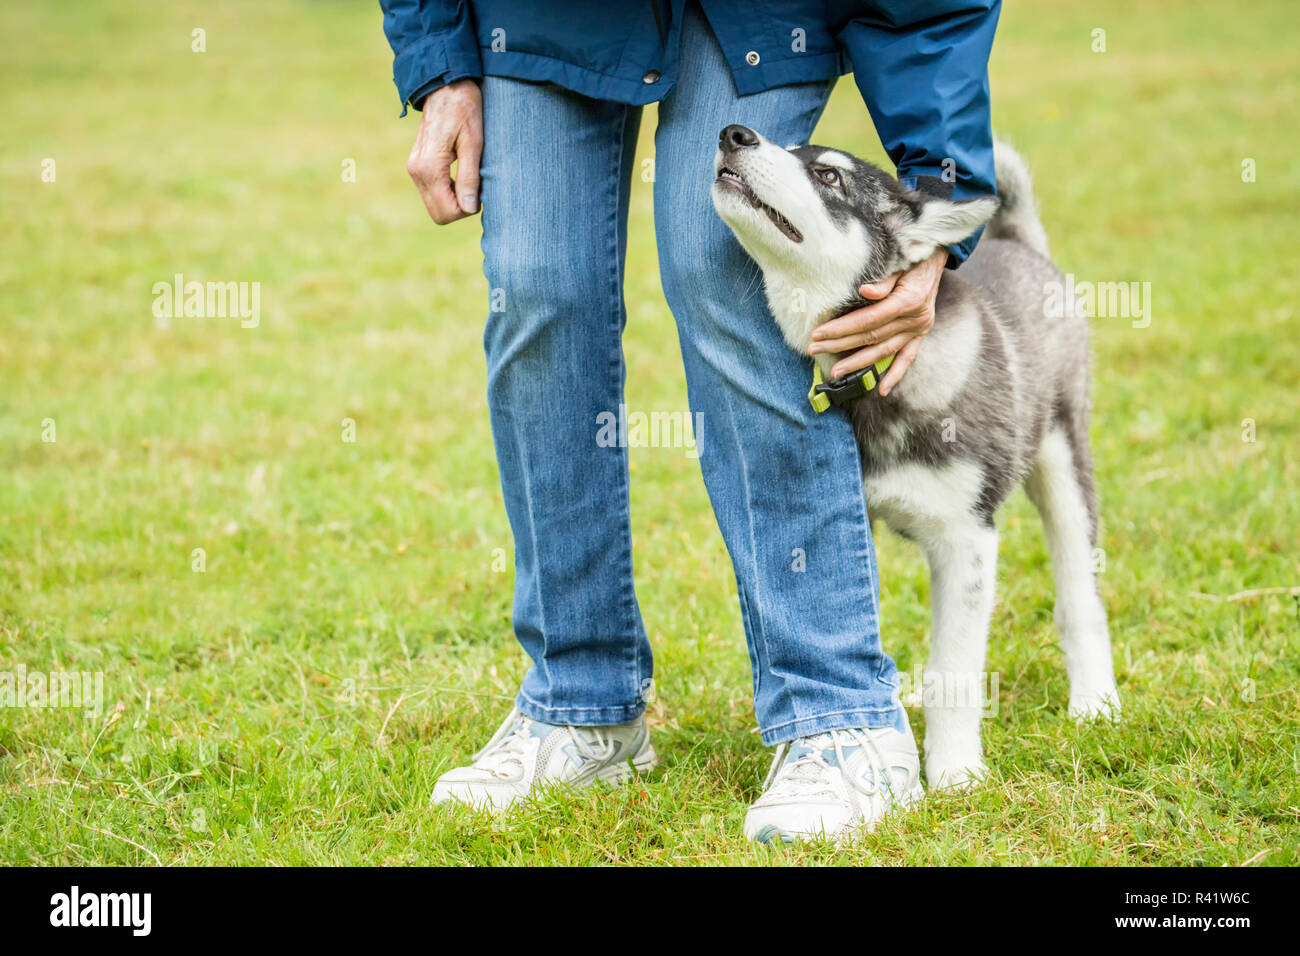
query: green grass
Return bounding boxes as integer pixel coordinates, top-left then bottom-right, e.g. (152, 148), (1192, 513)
(1, 0), (1297, 865)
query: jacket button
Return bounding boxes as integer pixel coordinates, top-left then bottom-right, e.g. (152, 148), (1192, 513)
(745, 50), (760, 66)
(642, 70), (661, 84)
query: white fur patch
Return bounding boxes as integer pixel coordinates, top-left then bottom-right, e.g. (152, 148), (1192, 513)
(922, 523), (999, 788)
(1025, 429), (1120, 719)
(890, 301), (982, 414)
(814, 149), (854, 171)
(865, 458), (997, 787)
(864, 458), (985, 544)
(896, 197), (999, 266)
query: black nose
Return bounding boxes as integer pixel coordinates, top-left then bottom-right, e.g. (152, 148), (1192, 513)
(719, 124), (759, 154)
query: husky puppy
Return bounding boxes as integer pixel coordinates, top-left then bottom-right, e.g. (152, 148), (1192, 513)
(711, 125), (1120, 788)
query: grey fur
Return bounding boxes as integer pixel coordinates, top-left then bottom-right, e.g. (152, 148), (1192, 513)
(711, 129), (1121, 785)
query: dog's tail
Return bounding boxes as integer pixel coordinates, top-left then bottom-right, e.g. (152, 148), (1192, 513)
(986, 139), (1051, 259)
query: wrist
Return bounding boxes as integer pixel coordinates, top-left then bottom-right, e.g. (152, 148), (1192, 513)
(412, 76), (479, 112)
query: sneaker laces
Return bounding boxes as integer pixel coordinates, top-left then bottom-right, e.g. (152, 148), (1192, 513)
(474, 714), (616, 778)
(475, 715), (536, 777)
(764, 729), (889, 804)
(565, 725), (616, 765)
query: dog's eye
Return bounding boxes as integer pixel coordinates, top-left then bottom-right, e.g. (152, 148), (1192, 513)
(814, 167), (841, 187)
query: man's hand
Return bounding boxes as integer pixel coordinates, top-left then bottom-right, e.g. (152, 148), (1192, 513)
(808, 248), (948, 396)
(406, 79), (483, 224)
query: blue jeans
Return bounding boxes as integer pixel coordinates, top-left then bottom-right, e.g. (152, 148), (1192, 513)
(478, 5), (905, 745)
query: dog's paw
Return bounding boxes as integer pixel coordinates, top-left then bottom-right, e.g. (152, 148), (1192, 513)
(1068, 688), (1122, 724)
(925, 757), (987, 792)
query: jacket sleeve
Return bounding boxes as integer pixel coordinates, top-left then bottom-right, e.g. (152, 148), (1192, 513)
(837, 0), (1001, 265)
(379, 0), (483, 115)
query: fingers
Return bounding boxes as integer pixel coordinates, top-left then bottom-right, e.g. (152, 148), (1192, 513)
(407, 79), (483, 225)
(858, 272), (900, 302)
(409, 142), (465, 225)
(812, 283), (931, 342)
(809, 317), (915, 355)
(453, 120), (483, 215)
(878, 335), (923, 397)
(818, 249), (945, 388)
(830, 332), (915, 379)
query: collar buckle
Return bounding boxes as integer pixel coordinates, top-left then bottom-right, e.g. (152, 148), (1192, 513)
(808, 355), (894, 414)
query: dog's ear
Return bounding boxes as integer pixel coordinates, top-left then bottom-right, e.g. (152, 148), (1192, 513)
(895, 195), (1000, 262)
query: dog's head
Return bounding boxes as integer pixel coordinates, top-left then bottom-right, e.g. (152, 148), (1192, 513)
(710, 125), (999, 291)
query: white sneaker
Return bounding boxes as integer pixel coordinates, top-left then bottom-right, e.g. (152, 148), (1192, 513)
(431, 708), (656, 811)
(745, 720), (923, 844)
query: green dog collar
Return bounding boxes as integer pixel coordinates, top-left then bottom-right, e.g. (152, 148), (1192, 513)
(808, 354), (895, 414)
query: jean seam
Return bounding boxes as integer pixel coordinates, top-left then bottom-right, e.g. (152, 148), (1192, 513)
(607, 102), (641, 706)
(517, 689), (643, 721)
(764, 705), (901, 730)
(762, 706), (905, 745)
(737, 580), (762, 706)
(720, 380), (770, 712)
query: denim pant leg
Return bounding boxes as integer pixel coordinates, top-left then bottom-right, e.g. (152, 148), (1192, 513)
(654, 7), (906, 744)
(479, 77), (651, 726)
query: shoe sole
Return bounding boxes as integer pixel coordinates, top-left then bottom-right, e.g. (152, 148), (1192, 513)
(750, 780), (926, 845)
(753, 824), (797, 845)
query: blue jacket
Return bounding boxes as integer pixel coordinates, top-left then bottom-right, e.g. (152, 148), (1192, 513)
(379, 1), (1000, 263)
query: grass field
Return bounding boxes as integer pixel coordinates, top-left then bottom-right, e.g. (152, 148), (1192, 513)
(1, 0), (1297, 865)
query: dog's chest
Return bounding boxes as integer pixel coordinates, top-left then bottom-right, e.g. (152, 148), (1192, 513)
(846, 310), (989, 534)
(766, 274), (989, 532)
(861, 456), (987, 542)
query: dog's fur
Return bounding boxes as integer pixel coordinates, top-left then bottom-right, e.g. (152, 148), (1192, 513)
(711, 127), (1120, 788)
